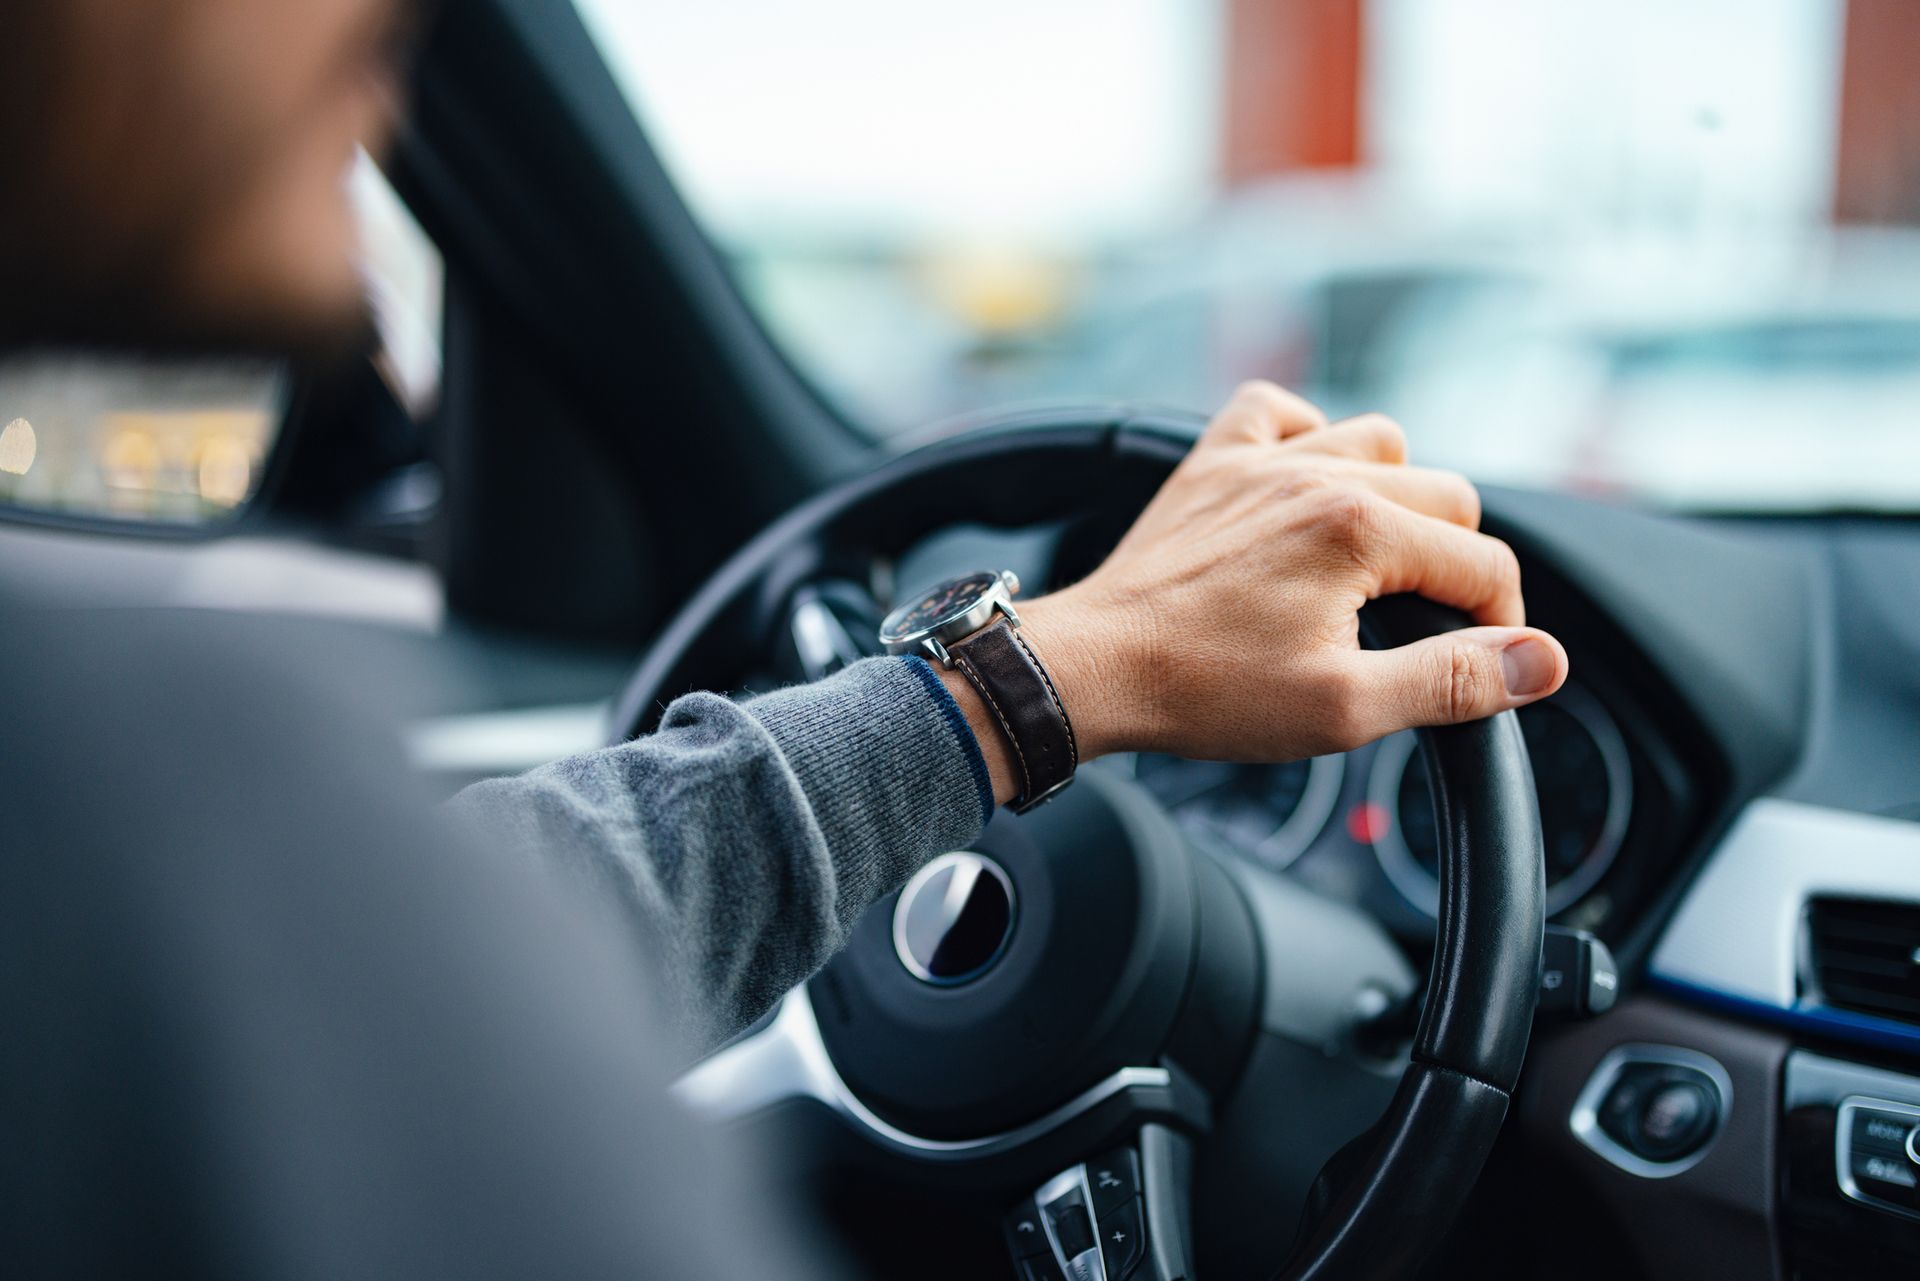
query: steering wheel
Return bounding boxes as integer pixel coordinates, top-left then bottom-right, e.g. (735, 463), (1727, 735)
(612, 407), (1544, 1281)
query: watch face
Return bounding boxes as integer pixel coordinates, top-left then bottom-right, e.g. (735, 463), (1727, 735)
(880, 571), (1001, 643)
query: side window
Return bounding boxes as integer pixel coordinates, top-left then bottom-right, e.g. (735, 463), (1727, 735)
(352, 150), (445, 426)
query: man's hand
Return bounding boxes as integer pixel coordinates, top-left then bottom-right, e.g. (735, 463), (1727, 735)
(952, 382), (1569, 801)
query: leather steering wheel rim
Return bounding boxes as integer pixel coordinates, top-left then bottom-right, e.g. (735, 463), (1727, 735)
(612, 406), (1545, 1281)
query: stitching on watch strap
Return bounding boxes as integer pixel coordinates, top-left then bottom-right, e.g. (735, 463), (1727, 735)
(953, 651), (1034, 801)
(1012, 628), (1078, 770)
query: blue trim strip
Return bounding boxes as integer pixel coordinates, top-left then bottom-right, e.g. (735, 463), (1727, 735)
(903, 655), (995, 829)
(1647, 975), (1920, 1059)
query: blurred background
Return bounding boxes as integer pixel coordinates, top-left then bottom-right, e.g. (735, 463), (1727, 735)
(584, 0), (1920, 511)
(0, 152), (443, 527)
(3, 0), (1918, 523)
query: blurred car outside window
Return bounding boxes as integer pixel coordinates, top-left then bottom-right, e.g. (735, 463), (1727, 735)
(577, 0), (1920, 513)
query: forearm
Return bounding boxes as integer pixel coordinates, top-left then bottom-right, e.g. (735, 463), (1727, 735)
(448, 384), (1574, 1061)
(447, 656), (989, 1058)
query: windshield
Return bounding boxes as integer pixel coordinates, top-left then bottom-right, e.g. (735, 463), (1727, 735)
(576, 0), (1920, 513)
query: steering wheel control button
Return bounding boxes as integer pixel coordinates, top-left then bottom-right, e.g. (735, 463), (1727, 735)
(1836, 1098), (1920, 1218)
(1097, 1198), (1146, 1281)
(1571, 1045), (1732, 1178)
(1005, 1198), (1051, 1258)
(891, 852), (1016, 986)
(1017, 1255), (1069, 1281)
(1045, 1196), (1097, 1262)
(1032, 1166), (1110, 1281)
(1087, 1147), (1142, 1216)
(1537, 925), (1619, 1018)
(1851, 1108), (1918, 1156)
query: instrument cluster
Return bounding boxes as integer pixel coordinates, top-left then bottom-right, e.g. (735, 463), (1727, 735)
(1127, 679), (1635, 928)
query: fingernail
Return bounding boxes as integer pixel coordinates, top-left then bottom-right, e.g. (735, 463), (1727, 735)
(1500, 637), (1556, 698)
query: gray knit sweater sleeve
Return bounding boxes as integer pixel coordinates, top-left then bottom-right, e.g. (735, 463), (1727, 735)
(446, 656), (993, 1057)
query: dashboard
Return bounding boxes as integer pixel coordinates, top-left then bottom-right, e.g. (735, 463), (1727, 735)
(1125, 674), (1635, 936)
(840, 486), (1919, 1280)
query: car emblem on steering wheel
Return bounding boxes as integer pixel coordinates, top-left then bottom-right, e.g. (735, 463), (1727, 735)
(892, 851), (1017, 986)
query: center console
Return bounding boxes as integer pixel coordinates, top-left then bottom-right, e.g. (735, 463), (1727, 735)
(1782, 1052), (1920, 1279)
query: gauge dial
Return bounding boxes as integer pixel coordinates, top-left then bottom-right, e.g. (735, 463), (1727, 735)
(1133, 754), (1345, 871)
(1369, 684), (1632, 917)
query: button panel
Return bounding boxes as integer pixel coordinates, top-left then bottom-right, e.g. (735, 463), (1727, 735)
(1087, 1146), (1142, 1216)
(1017, 1254), (1069, 1281)
(1008, 1147), (1155, 1281)
(1837, 1097), (1920, 1221)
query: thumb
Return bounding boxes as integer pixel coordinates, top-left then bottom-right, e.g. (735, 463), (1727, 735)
(1346, 627), (1568, 740)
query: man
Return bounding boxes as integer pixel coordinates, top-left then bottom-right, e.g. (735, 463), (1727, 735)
(0, 0), (1569, 1276)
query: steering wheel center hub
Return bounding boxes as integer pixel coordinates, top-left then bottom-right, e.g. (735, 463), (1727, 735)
(892, 851), (1018, 985)
(811, 771), (1211, 1140)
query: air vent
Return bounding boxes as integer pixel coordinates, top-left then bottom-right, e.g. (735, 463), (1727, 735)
(1806, 897), (1920, 1025)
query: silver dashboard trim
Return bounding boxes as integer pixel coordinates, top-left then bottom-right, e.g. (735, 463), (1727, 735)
(1568, 1043), (1732, 1179)
(670, 986), (1173, 1160)
(1786, 1049), (1920, 1110)
(1787, 1054), (1920, 1223)
(1649, 798), (1920, 1008)
(1835, 1096), (1920, 1222)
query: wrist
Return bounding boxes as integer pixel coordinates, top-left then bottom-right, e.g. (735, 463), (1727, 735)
(928, 588), (1147, 810)
(1011, 590), (1142, 761)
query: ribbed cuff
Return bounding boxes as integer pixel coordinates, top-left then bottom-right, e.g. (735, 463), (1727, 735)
(901, 655), (995, 828)
(746, 657), (991, 903)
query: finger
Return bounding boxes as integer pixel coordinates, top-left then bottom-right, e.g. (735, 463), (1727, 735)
(1282, 412), (1408, 463)
(1320, 494), (1524, 626)
(1340, 627), (1569, 740)
(1335, 461), (1481, 529)
(1201, 380), (1327, 446)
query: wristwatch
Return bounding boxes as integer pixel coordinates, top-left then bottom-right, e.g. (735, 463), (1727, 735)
(878, 569), (1077, 813)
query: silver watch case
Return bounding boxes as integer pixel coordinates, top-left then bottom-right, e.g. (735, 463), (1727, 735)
(879, 570), (1022, 668)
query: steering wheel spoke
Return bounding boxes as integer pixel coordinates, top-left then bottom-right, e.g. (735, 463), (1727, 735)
(674, 984), (1195, 1164)
(783, 578), (886, 681)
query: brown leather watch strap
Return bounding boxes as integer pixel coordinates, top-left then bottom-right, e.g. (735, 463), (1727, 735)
(945, 616), (1077, 813)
